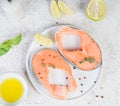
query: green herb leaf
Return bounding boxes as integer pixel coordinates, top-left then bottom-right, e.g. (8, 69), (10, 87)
(11, 34), (22, 45)
(79, 61), (83, 64)
(0, 34), (22, 56)
(0, 40), (11, 56)
(48, 64), (56, 68)
(48, 64), (51, 67)
(79, 56), (95, 64)
(42, 63), (45, 67)
(52, 65), (56, 69)
(84, 56), (95, 63)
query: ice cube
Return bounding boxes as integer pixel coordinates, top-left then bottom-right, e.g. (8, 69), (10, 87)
(62, 33), (81, 50)
(48, 67), (68, 85)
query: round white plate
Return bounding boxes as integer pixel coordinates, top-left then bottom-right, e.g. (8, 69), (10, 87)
(26, 25), (102, 101)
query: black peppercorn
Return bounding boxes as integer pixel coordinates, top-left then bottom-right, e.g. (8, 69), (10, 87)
(8, 0), (12, 2)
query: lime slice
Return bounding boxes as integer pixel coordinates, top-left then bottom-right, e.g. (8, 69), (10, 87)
(50, 0), (61, 19)
(58, 0), (75, 16)
(34, 34), (53, 46)
(86, 0), (107, 21)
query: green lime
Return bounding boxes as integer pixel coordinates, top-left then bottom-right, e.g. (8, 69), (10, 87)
(86, 0), (107, 21)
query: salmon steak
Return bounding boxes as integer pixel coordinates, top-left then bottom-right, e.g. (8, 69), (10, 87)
(55, 27), (102, 70)
(32, 49), (77, 99)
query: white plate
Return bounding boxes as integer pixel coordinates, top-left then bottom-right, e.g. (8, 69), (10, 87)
(26, 25), (102, 101)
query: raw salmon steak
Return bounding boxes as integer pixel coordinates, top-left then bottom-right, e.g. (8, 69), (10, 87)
(32, 49), (77, 99)
(55, 27), (102, 70)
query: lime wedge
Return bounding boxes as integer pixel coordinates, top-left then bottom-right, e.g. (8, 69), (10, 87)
(50, 0), (61, 19)
(34, 34), (53, 46)
(86, 0), (107, 21)
(58, 0), (75, 16)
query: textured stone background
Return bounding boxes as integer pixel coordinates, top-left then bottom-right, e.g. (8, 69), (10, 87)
(0, 0), (120, 106)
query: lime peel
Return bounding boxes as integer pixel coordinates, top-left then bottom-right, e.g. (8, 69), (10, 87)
(86, 0), (107, 21)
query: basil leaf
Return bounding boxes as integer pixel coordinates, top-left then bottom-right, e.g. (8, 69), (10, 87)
(0, 41), (11, 56)
(11, 34), (22, 45)
(0, 34), (22, 56)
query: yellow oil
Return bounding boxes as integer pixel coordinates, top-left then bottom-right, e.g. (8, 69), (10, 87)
(0, 78), (24, 103)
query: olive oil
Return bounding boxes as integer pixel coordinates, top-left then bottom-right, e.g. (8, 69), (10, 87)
(0, 78), (24, 103)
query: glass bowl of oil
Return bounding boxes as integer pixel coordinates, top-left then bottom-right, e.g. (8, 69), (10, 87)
(0, 73), (27, 106)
